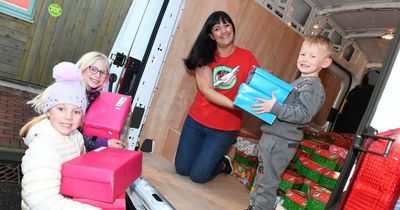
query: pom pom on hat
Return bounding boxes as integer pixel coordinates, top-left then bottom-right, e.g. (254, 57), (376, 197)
(43, 62), (88, 113)
(52, 62), (81, 82)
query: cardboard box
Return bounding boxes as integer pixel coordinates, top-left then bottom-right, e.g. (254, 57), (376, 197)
(61, 147), (142, 203)
(74, 192), (125, 210)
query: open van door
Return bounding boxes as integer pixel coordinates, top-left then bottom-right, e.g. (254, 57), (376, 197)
(327, 23), (400, 209)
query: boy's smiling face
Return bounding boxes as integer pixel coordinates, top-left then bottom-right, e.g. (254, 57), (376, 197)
(297, 41), (332, 77)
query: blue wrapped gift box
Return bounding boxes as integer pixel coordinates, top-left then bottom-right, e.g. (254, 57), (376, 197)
(246, 67), (294, 103)
(234, 67), (293, 124)
(235, 84), (278, 124)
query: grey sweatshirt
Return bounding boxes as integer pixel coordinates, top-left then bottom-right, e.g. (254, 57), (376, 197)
(260, 76), (325, 141)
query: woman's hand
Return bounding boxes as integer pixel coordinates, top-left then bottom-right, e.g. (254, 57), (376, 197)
(252, 91), (277, 114)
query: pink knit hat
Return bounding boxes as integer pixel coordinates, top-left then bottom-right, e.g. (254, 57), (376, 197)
(43, 62), (88, 113)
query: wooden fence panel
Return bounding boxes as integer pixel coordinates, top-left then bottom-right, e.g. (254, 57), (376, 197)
(0, 0), (133, 85)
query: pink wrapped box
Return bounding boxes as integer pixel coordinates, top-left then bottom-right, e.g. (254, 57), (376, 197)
(74, 193), (125, 210)
(61, 147), (142, 203)
(82, 91), (132, 139)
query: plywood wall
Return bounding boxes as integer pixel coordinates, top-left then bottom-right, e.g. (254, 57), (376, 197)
(139, 0), (304, 160)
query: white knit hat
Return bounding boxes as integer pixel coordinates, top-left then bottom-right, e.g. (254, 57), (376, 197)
(43, 62), (88, 113)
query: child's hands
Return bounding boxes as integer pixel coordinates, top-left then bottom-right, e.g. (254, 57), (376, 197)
(252, 91), (277, 114)
(108, 139), (127, 149)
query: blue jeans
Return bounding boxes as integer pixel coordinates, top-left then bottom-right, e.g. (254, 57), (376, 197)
(174, 115), (237, 183)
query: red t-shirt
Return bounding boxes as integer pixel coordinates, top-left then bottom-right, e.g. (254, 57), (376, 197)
(189, 47), (259, 131)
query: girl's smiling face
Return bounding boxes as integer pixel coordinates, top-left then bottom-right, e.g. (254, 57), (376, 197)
(81, 59), (109, 90)
(48, 103), (83, 135)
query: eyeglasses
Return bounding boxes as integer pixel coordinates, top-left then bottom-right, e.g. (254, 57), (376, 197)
(88, 66), (109, 78)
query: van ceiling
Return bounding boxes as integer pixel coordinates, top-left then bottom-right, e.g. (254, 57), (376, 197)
(313, 0), (400, 65)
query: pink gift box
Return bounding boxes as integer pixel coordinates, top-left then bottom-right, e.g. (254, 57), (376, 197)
(82, 91), (132, 139)
(61, 147), (142, 203)
(73, 193), (125, 210)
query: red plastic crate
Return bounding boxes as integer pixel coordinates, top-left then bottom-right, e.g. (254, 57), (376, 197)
(343, 128), (400, 210)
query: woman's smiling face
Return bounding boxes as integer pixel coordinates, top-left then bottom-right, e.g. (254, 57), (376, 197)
(209, 20), (235, 48)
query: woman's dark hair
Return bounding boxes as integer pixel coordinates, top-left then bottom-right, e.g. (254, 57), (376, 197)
(184, 11), (235, 70)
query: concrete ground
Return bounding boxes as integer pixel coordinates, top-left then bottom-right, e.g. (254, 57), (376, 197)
(0, 178), (21, 210)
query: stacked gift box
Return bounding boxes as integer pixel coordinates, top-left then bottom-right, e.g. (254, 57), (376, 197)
(234, 67), (293, 125)
(73, 193), (126, 210)
(302, 129), (353, 150)
(312, 148), (339, 170)
(278, 130), (351, 210)
(282, 189), (308, 210)
(61, 147), (143, 209)
(279, 170), (304, 193)
(306, 188), (332, 210)
(232, 133), (259, 191)
(297, 157), (328, 183)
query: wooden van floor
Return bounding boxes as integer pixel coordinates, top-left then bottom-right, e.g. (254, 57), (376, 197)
(142, 153), (250, 210)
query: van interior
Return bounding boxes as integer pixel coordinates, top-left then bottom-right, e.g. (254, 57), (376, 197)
(0, 0), (399, 209)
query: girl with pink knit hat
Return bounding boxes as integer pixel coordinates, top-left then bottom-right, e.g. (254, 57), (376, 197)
(19, 62), (100, 210)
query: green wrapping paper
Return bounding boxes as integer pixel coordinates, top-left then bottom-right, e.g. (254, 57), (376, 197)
(298, 158), (327, 183)
(319, 169), (340, 190)
(233, 151), (257, 167)
(328, 145), (348, 172)
(295, 156), (308, 171)
(292, 149), (310, 164)
(282, 190), (307, 210)
(306, 188), (331, 210)
(303, 130), (324, 140)
(300, 178), (321, 194)
(311, 149), (339, 170)
(279, 170), (304, 192)
(298, 140), (329, 156)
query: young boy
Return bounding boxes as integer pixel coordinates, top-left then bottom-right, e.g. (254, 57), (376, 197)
(248, 35), (333, 210)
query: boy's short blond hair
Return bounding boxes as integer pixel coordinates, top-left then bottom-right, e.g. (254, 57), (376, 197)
(304, 35), (333, 57)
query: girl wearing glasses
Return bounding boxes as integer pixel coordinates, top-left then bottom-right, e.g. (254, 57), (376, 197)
(76, 51), (126, 151)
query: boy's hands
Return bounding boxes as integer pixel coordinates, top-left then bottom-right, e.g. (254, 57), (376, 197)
(108, 139), (127, 149)
(252, 91), (277, 114)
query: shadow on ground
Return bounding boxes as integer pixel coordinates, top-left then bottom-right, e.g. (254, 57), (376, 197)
(0, 182), (21, 210)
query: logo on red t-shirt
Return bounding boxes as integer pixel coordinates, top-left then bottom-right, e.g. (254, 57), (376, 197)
(213, 65), (239, 89)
